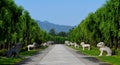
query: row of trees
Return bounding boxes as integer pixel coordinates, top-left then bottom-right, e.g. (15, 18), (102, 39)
(0, 0), (48, 49)
(49, 28), (68, 37)
(68, 0), (120, 49)
(48, 29), (68, 44)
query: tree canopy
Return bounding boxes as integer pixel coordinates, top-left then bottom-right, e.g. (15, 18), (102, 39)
(0, 0), (48, 49)
(68, 0), (120, 49)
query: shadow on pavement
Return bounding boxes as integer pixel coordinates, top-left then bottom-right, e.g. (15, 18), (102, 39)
(15, 52), (43, 65)
(76, 51), (112, 65)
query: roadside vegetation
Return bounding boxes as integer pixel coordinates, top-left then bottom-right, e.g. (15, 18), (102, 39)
(0, 1), (66, 64)
(70, 46), (120, 65)
(0, 50), (36, 64)
(68, 0), (120, 51)
(0, 0), (119, 65)
(68, 0), (120, 65)
(48, 28), (68, 44)
(0, 46), (48, 64)
(0, 0), (50, 64)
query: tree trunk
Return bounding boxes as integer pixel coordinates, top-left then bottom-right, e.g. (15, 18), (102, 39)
(0, 44), (1, 49)
(114, 36), (118, 49)
(109, 31), (113, 48)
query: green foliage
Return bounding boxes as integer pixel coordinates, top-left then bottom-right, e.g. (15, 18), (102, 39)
(20, 46), (48, 56)
(19, 50), (37, 56)
(70, 46), (100, 56)
(57, 31), (68, 37)
(68, 0), (120, 49)
(48, 28), (68, 44)
(0, 57), (23, 65)
(68, 2), (120, 64)
(97, 56), (120, 65)
(0, 44), (48, 64)
(0, 0), (48, 50)
(54, 36), (67, 44)
(0, 49), (7, 56)
(49, 28), (56, 36)
(70, 46), (120, 65)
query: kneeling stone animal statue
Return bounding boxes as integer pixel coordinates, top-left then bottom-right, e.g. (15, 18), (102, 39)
(97, 42), (112, 56)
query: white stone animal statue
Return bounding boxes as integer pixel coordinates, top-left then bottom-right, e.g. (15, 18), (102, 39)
(70, 42), (74, 46)
(80, 42), (90, 50)
(74, 42), (79, 48)
(47, 41), (54, 45)
(65, 41), (70, 46)
(27, 42), (37, 51)
(41, 42), (47, 47)
(97, 42), (112, 56)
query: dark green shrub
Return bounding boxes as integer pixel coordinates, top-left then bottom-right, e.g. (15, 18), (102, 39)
(0, 49), (8, 56)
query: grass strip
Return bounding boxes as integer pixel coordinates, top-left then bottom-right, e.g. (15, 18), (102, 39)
(0, 46), (48, 65)
(69, 46), (120, 65)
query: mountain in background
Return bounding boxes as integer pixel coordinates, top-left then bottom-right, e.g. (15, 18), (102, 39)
(36, 20), (74, 33)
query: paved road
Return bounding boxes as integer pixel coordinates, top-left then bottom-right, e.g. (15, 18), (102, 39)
(19, 44), (110, 65)
(39, 44), (85, 65)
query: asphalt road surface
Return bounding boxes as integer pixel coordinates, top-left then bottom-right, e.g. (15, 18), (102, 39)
(18, 44), (110, 65)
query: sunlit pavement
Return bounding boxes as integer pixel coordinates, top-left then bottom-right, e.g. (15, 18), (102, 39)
(19, 44), (110, 65)
(39, 44), (85, 65)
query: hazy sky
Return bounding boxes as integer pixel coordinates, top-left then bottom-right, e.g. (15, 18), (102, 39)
(14, 0), (106, 26)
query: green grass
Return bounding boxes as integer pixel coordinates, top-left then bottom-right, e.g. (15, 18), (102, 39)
(97, 56), (120, 65)
(70, 46), (120, 65)
(0, 46), (48, 65)
(20, 50), (37, 56)
(0, 57), (23, 64)
(20, 46), (48, 56)
(0, 50), (36, 65)
(70, 46), (100, 56)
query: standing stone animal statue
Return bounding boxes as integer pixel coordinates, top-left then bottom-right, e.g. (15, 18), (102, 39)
(41, 42), (48, 47)
(74, 42), (79, 48)
(65, 41), (71, 46)
(69, 42), (74, 46)
(27, 42), (37, 51)
(80, 42), (90, 50)
(97, 42), (112, 56)
(47, 41), (54, 45)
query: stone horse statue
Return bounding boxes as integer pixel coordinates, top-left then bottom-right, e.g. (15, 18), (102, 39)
(7, 43), (22, 57)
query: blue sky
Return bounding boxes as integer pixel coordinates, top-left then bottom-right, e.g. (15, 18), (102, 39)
(14, 0), (106, 26)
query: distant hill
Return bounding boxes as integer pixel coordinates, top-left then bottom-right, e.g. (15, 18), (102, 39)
(36, 20), (74, 33)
